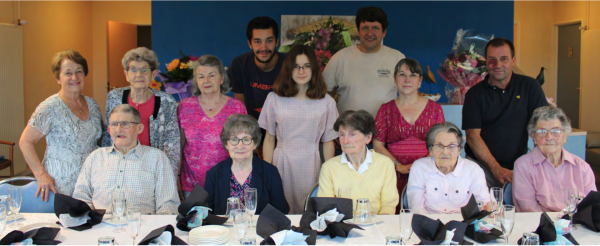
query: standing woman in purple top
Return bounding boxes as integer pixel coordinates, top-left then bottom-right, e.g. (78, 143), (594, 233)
(259, 44), (339, 214)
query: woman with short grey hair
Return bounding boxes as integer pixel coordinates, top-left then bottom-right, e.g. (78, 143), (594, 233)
(102, 47), (180, 178)
(204, 114), (289, 214)
(178, 55), (247, 197)
(514, 106), (596, 212)
(407, 122), (490, 214)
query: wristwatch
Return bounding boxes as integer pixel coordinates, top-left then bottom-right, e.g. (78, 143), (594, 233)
(393, 160), (400, 166)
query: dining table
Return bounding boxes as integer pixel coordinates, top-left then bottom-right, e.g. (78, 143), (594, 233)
(3, 212), (600, 245)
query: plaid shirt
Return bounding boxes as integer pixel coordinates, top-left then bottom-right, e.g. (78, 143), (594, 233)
(73, 142), (180, 215)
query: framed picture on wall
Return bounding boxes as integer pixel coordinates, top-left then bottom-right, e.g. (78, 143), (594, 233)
(281, 15), (359, 46)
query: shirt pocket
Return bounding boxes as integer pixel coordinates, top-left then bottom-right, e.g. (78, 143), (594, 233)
(449, 183), (472, 207)
(424, 180), (443, 204)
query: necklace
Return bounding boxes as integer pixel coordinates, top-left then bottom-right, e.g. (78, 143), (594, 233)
(200, 95), (222, 111)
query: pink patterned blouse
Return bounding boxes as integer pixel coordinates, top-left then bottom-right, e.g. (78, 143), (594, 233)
(375, 99), (445, 200)
(178, 96), (247, 191)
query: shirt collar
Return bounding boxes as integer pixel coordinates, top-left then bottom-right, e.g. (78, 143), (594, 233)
(341, 148), (373, 172)
(106, 141), (144, 158)
(531, 146), (576, 166)
(484, 72), (515, 90)
(426, 156), (465, 177)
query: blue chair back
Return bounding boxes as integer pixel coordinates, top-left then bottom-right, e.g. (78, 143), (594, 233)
(304, 183), (319, 211)
(400, 185), (409, 210)
(503, 182), (514, 206)
(0, 177), (55, 213)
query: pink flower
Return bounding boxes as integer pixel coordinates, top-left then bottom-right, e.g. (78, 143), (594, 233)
(324, 50), (332, 59)
(546, 97), (557, 107)
(457, 67), (464, 73)
(189, 56), (199, 61)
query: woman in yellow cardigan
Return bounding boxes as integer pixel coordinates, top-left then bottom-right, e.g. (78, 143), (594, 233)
(317, 110), (399, 215)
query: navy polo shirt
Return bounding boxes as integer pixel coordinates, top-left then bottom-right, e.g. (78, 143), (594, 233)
(462, 73), (548, 170)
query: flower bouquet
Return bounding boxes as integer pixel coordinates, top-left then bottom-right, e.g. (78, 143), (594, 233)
(438, 29), (493, 104)
(157, 51), (198, 101)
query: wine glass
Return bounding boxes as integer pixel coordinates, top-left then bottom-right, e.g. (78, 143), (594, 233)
(8, 187), (22, 227)
(490, 187), (503, 225)
(244, 188), (257, 227)
(126, 208), (141, 245)
(232, 208), (248, 240)
(499, 205), (515, 245)
(112, 189), (127, 233)
(565, 188), (579, 231)
(399, 209), (413, 245)
(0, 205), (7, 235)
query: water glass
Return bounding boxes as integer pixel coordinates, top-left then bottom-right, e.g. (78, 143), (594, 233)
(499, 205), (515, 245)
(490, 187), (503, 224)
(225, 197), (241, 218)
(522, 232), (540, 245)
(127, 208), (141, 244)
(338, 187), (351, 198)
(98, 236), (115, 245)
(386, 235), (402, 245)
(8, 187), (22, 227)
(232, 208), (248, 240)
(0, 205), (7, 235)
(354, 198), (372, 223)
(112, 189), (127, 233)
(240, 237), (256, 245)
(245, 188), (257, 227)
(399, 209), (413, 245)
(565, 188), (579, 231)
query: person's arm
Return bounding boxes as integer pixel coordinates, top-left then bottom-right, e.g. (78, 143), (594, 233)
(470, 162), (491, 209)
(373, 139), (412, 174)
(262, 133), (276, 164)
(265, 164), (290, 214)
(379, 159), (400, 215)
(177, 128), (186, 201)
(466, 129), (513, 184)
(316, 162), (335, 197)
(155, 151), (181, 215)
(234, 93), (245, 105)
(407, 161), (427, 214)
(19, 125), (57, 202)
(512, 158), (543, 212)
(162, 100), (181, 176)
(101, 90), (118, 147)
(72, 152), (96, 209)
(322, 51), (340, 92)
(204, 166), (218, 212)
(581, 159), (597, 194)
(322, 141), (335, 162)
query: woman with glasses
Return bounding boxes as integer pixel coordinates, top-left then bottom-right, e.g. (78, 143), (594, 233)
(258, 44), (339, 214)
(407, 122), (489, 214)
(373, 58), (445, 213)
(102, 47), (180, 176)
(178, 55), (246, 198)
(513, 106), (597, 212)
(20, 50), (102, 201)
(204, 114), (289, 214)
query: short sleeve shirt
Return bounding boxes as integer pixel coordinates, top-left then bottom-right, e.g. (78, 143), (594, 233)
(462, 73), (548, 169)
(228, 52), (286, 119)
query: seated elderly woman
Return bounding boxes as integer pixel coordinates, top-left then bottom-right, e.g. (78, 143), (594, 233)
(407, 122), (490, 214)
(514, 106), (597, 212)
(204, 114), (289, 214)
(317, 110), (399, 215)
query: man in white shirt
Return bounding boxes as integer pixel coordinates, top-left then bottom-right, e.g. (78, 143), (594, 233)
(323, 6), (405, 117)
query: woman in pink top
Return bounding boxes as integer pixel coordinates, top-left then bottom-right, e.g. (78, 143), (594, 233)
(513, 106), (597, 212)
(179, 55), (247, 197)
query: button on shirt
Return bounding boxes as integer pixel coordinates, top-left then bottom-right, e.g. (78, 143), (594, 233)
(341, 148), (373, 175)
(72, 142), (180, 215)
(407, 156), (490, 214)
(513, 146), (597, 212)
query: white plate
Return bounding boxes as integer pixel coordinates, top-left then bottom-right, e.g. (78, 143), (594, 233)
(190, 225), (229, 239)
(191, 238), (229, 244)
(19, 222), (60, 232)
(190, 235), (229, 242)
(343, 217), (383, 226)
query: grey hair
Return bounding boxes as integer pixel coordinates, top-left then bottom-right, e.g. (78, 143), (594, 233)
(527, 106), (572, 137)
(220, 114), (263, 150)
(121, 47), (159, 71)
(425, 122), (464, 151)
(108, 104), (141, 123)
(191, 55), (231, 96)
(333, 110), (377, 137)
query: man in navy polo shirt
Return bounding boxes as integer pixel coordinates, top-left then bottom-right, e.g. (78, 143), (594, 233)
(462, 38), (548, 188)
(228, 16), (286, 120)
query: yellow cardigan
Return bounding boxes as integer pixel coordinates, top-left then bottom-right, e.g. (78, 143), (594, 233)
(317, 150), (399, 214)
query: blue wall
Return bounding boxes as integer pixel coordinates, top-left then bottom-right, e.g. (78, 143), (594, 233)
(152, 1), (513, 102)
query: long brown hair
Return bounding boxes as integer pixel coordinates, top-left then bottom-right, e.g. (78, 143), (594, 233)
(273, 44), (327, 99)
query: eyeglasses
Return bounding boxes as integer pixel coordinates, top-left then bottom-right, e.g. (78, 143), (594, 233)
(108, 121), (140, 129)
(128, 67), (151, 74)
(432, 144), (460, 151)
(535, 128), (563, 137)
(228, 137), (254, 146)
(396, 73), (420, 79)
(293, 64), (311, 71)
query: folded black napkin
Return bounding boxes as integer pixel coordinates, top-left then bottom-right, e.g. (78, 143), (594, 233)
(570, 190), (600, 232)
(460, 195), (502, 243)
(0, 227), (61, 245)
(53, 194), (105, 231)
(139, 224), (187, 245)
(176, 185), (227, 231)
(293, 197), (362, 238)
(256, 204), (317, 245)
(412, 214), (472, 245)
(517, 212), (578, 245)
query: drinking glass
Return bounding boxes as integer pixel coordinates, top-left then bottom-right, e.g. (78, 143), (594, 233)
(565, 188), (579, 231)
(8, 187), (22, 227)
(225, 197), (241, 218)
(240, 237), (256, 245)
(112, 189), (127, 233)
(499, 205), (515, 245)
(338, 187), (351, 198)
(354, 198), (372, 223)
(386, 235), (402, 245)
(522, 232), (540, 245)
(490, 187), (503, 225)
(232, 208), (248, 240)
(399, 209), (413, 245)
(0, 205), (7, 235)
(126, 208), (141, 245)
(98, 236), (115, 245)
(245, 188), (257, 227)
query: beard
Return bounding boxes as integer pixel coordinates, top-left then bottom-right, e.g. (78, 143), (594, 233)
(254, 49), (276, 64)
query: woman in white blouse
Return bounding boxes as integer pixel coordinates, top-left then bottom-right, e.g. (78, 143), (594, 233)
(407, 122), (490, 214)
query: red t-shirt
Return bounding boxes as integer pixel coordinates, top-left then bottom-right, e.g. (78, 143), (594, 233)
(128, 94), (155, 146)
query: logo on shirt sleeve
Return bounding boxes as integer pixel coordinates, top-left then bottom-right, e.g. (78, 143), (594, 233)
(378, 69), (391, 78)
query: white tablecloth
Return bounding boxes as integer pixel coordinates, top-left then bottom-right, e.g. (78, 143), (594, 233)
(4, 212), (600, 245)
